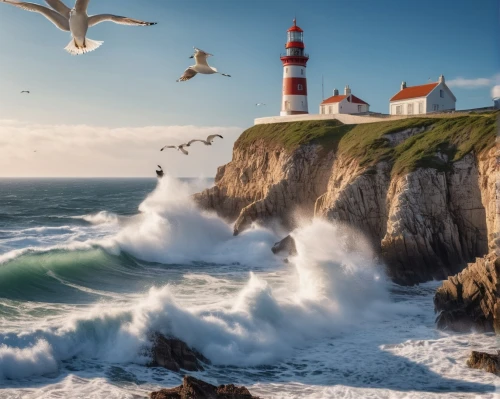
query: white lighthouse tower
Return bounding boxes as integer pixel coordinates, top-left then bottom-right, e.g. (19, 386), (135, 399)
(280, 19), (309, 116)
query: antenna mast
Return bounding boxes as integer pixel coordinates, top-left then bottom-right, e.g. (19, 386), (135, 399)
(322, 75), (324, 100)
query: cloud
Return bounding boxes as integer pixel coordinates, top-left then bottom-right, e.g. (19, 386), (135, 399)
(0, 120), (243, 177)
(492, 85), (500, 99)
(447, 74), (500, 89)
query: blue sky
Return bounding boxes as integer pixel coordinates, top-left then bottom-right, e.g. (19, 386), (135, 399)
(0, 0), (498, 177)
(0, 0), (498, 128)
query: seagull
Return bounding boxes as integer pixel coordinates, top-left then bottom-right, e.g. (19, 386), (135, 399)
(187, 134), (223, 146)
(176, 47), (231, 82)
(255, 103), (266, 106)
(0, 0), (157, 55)
(20, 90), (30, 94)
(160, 144), (189, 155)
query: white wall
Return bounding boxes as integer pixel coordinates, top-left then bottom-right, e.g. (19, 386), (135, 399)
(389, 98), (426, 116)
(281, 95), (308, 116)
(425, 83), (455, 113)
(255, 113), (408, 125)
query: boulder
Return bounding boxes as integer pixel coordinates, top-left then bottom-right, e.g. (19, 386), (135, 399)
(434, 252), (500, 333)
(150, 333), (210, 372)
(271, 235), (297, 256)
(150, 375), (260, 399)
(467, 351), (500, 375)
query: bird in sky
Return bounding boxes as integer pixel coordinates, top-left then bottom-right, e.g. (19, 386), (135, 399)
(160, 144), (189, 155)
(255, 103), (266, 106)
(0, 0), (157, 55)
(176, 47), (231, 82)
(20, 90), (30, 94)
(187, 134), (223, 146)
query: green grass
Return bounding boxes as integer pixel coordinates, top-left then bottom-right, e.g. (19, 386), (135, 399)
(235, 120), (354, 153)
(237, 112), (498, 175)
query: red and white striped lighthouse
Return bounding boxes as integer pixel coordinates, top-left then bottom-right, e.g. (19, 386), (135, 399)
(280, 19), (309, 116)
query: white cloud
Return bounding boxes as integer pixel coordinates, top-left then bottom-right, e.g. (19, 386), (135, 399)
(447, 74), (500, 89)
(0, 120), (243, 177)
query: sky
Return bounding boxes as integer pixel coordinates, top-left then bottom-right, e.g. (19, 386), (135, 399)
(0, 0), (498, 177)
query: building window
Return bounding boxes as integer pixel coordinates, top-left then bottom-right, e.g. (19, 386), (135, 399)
(433, 104), (439, 111)
(329, 106), (333, 114)
(298, 84), (303, 91)
(301, 69), (304, 75)
(396, 105), (402, 115)
(286, 68), (288, 73)
(407, 103), (413, 115)
(357, 105), (362, 113)
(418, 102), (423, 114)
(321, 106), (325, 114)
(440, 89), (444, 98)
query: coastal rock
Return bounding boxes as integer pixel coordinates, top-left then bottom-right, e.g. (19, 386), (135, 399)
(194, 116), (497, 285)
(271, 235), (297, 256)
(150, 333), (210, 372)
(434, 252), (500, 333)
(150, 376), (260, 399)
(466, 351), (500, 375)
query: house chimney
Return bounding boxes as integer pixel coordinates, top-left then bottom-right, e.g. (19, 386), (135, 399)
(439, 74), (445, 83)
(401, 81), (407, 90)
(344, 85), (351, 96)
(333, 88), (339, 96)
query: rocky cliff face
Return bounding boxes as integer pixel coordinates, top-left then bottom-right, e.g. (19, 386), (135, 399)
(195, 115), (497, 285)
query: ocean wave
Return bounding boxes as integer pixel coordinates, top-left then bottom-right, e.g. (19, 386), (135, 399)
(0, 217), (389, 381)
(71, 211), (120, 225)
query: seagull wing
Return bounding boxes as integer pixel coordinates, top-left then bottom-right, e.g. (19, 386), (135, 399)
(187, 139), (206, 146)
(44, 0), (70, 18)
(160, 145), (177, 151)
(176, 67), (197, 82)
(178, 145), (189, 155)
(1, 0), (69, 30)
(74, 0), (89, 13)
(193, 48), (211, 67)
(207, 134), (223, 142)
(88, 14), (157, 27)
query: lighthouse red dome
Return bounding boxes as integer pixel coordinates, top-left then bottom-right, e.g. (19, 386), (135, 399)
(287, 19), (303, 32)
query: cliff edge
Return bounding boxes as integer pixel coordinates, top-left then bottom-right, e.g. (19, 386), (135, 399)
(195, 113), (498, 285)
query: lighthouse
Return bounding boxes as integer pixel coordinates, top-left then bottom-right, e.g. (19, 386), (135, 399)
(280, 19), (309, 116)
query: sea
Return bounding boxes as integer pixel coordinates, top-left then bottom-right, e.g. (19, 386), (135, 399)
(0, 177), (498, 399)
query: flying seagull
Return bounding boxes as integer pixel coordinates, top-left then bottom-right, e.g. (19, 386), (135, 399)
(20, 90), (30, 94)
(255, 103), (266, 106)
(0, 0), (157, 55)
(160, 144), (189, 155)
(176, 47), (231, 82)
(187, 134), (223, 146)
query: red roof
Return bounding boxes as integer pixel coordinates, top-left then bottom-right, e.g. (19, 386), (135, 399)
(321, 94), (369, 105)
(288, 19), (303, 32)
(390, 82), (438, 102)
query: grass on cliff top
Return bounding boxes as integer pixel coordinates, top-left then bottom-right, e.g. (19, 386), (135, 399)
(238, 112), (497, 175)
(235, 120), (354, 152)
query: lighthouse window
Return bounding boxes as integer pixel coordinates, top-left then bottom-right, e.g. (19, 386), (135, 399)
(301, 69), (304, 75)
(286, 68), (288, 73)
(298, 84), (303, 91)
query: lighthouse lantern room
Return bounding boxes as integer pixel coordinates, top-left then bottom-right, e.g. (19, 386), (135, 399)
(280, 19), (309, 116)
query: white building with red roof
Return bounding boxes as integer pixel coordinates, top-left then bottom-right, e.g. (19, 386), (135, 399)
(389, 75), (456, 115)
(319, 85), (369, 115)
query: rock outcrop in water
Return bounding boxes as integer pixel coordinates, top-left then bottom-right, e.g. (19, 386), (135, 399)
(150, 376), (260, 399)
(466, 351), (500, 375)
(195, 114), (498, 286)
(149, 333), (210, 372)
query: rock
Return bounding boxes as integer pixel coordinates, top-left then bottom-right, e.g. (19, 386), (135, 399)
(150, 333), (210, 372)
(434, 252), (500, 333)
(467, 351), (500, 375)
(271, 235), (297, 256)
(194, 118), (497, 285)
(150, 375), (260, 399)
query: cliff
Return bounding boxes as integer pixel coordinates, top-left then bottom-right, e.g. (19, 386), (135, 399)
(195, 113), (498, 285)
